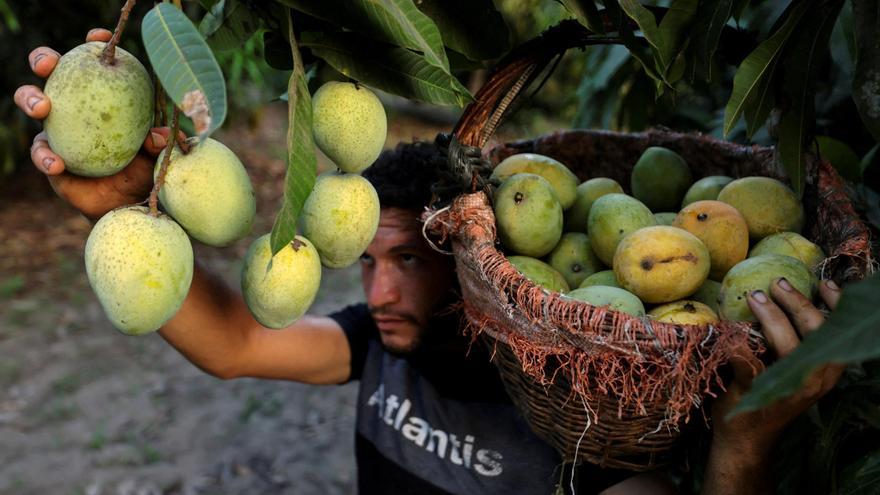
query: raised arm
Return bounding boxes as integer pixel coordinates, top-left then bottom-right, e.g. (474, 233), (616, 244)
(15, 29), (352, 385)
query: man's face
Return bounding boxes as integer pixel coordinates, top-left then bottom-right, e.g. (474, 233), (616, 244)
(360, 207), (457, 354)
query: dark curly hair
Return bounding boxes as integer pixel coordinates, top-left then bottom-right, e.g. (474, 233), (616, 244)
(361, 141), (446, 210)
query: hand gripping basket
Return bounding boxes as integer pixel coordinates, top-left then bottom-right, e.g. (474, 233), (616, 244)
(425, 21), (875, 471)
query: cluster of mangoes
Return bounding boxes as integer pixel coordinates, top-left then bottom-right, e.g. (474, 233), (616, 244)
(45, 41), (386, 334)
(492, 147), (824, 324)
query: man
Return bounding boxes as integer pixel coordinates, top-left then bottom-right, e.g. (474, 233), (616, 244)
(15, 28), (845, 495)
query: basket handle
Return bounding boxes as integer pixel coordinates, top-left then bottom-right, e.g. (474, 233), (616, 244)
(445, 19), (623, 193)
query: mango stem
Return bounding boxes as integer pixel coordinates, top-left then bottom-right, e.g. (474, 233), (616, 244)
(149, 106), (180, 216)
(101, 0), (137, 66)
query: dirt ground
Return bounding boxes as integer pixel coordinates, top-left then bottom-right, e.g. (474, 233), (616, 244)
(0, 104), (460, 495)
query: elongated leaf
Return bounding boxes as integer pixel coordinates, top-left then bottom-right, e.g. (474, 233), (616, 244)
(142, 3), (227, 139)
(722, 0), (810, 137)
(840, 450), (880, 494)
(199, 0), (262, 51)
(685, 0), (734, 81)
(618, 0), (662, 54)
(731, 274), (880, 416)
(301, 31), (472, 106)
(601, 0), (664, 85)
(270, 10), (316, 256)
(277, 0), (449, 71)
(742, 55), (778, 138)
(853, 0), (880, 141)
(560, 0), (606, 33)
(416, 0), (510, 60)
(657, 0), (698, 70)
(776, 0), (841, 196)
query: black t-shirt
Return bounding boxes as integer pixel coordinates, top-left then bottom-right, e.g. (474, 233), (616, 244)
(330, 303), (562, 494)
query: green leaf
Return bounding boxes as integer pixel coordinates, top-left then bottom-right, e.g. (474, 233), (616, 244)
(685, 0), (734, 81)
(559, 0), (606, 33)
(301, 31), (472, 106)
(142, 3), (227, 140)
(656, 0), (699, 70)
(731, 273), (880, 417)
(776, 0), (842, 197)
(269, 10), (317, 256)
(199, 0), (262, 51)
(601, 0), (665, 86)
(852, 0), (880, 141)
(840, 450), (880, 495)
(741, 55), (778, 139)
(277, 0), (449, 71)
(722, 0), (810, 137)
(416, 0), (510, 60)
(618, 0), (662, 54)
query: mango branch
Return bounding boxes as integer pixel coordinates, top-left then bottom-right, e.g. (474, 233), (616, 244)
(101, 0), (138, 65)
(149, 106), (180, 217)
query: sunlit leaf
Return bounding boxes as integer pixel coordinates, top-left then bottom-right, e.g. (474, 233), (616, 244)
(656, 0), (698, 71)
(269, 9), (316, 256)
(731, 273), (880, 416)
(301, 31), (472, 106)
(142, 3), (227, 139)
(722, 1), (809, 137)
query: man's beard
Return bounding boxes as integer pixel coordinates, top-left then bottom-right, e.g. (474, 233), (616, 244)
(370, 297), (462, 357)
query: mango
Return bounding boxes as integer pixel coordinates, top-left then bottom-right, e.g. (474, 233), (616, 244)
(545, 233), (602, 289)
(588, 193), (656, 265)
(577, 270), (620, 289)
(648, 300), (718, 325)
(155, 138), (256, 247)
(613, 226), (711, 304)
(681, 176), (733, 207)
(630, 147), (693, 212)
(508, 255), (570, 293)
(748, 232), (826, 271)
(85, 206), (193, 335)
(717, 177), (804, 240)
(654, 212), (678, 226)
(312, 82), (387, 173)
(566, 286), (646, 316)
(300, 171), (380, 268)
(44, 42), (153, 177)
(673, 200), (749, 281)
(491, 153), (579, 209)
(494, 173), (563, 257)
(241, 234), (322, 328)
(564, 178), (625, 232)
(690, 279), (722, 313)
(719, 254), (816, 322)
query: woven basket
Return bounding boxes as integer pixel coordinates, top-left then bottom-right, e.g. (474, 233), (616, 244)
(426, 22), (875, 471)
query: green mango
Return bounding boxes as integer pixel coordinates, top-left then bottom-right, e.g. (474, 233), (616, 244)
(312, 82), (387, 173)
(85, 206), (193, 335)
(44, 42), (153, 177)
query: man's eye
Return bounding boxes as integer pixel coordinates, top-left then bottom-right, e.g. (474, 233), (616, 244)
(400, 253), (418, 264)
(360, 253), (374, 265)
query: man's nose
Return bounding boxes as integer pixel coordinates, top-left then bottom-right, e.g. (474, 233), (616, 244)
(367, 265), (401, 308)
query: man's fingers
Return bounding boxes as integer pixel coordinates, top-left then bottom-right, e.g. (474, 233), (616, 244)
(28, 47), (60, 78)
(747, 290), (800, 359)
(769, 278), (826, 337)
(819, 279), (842, 311)
(31, 132), (66, 175)
(142, 127), (187, 156)
(86, 28), (113, 43)
(729, 350), (763, 386)
(14, 85), (51, 119)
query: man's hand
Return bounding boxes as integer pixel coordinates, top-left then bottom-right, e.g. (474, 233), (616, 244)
(13, 28), (177, 222)
(703, 277), (843, 494)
